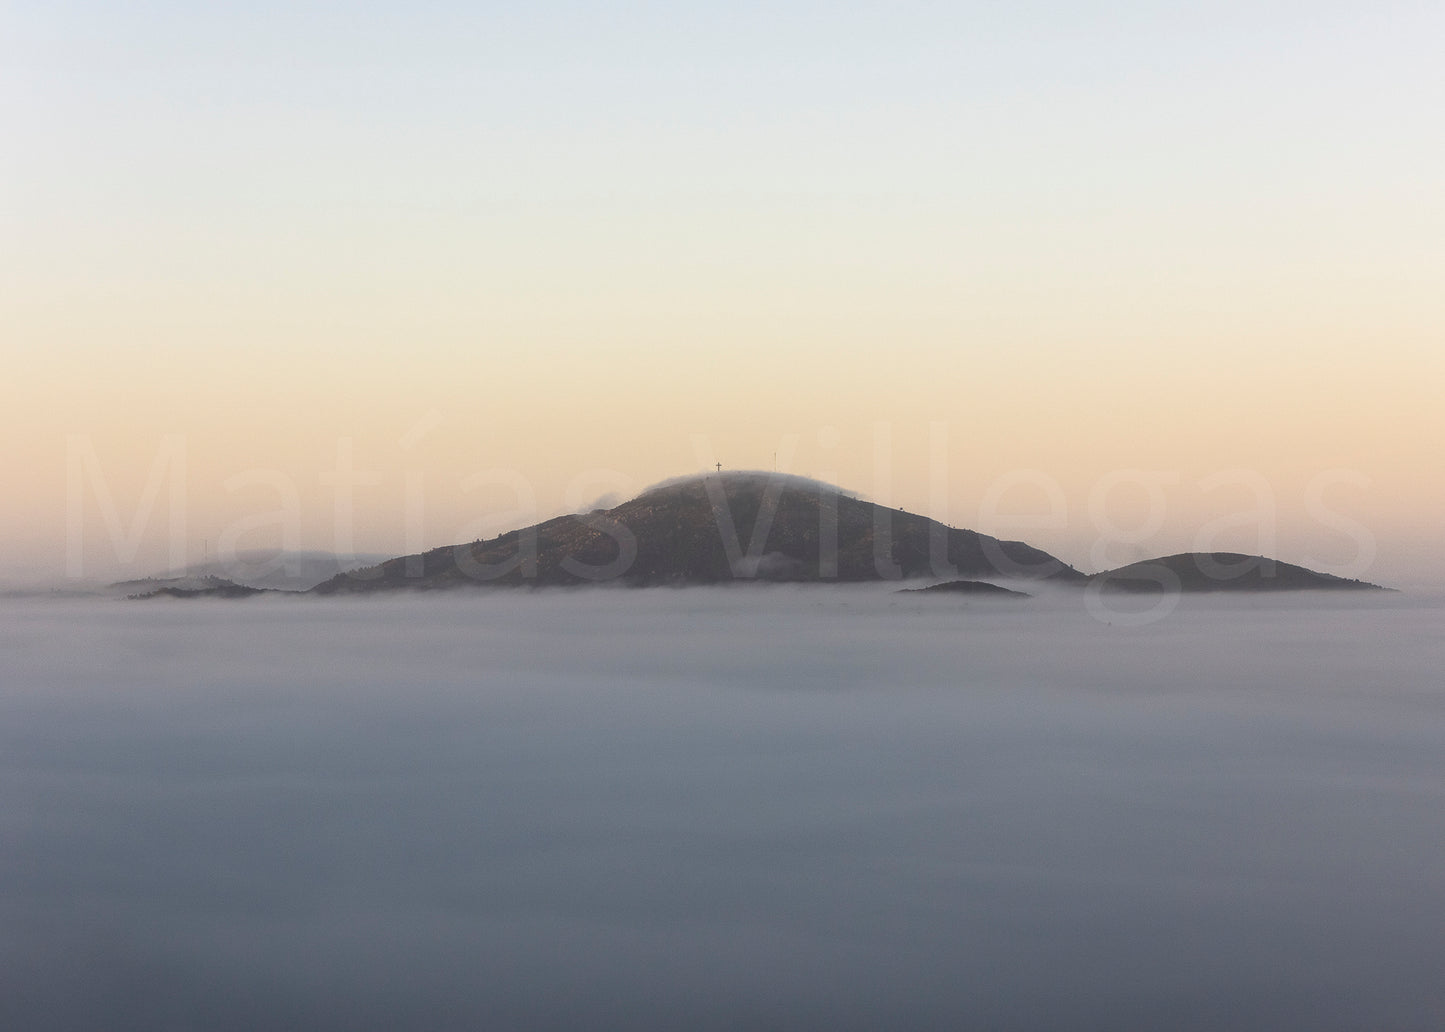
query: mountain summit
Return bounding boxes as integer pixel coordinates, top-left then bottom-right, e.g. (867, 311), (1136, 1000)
(313, 472), (1083, 593)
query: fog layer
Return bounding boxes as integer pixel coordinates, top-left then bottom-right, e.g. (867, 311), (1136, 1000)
(2, 589), (1442, 1030)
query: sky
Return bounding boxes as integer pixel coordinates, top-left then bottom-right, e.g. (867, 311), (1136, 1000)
(4, 588), (1445, 1028)
(2, 1), (1442, 584)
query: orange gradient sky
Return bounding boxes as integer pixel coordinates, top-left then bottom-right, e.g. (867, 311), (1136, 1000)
(2, 1), (1442, 585)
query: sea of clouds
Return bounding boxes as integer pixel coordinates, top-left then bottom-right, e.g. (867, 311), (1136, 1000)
(2, 586), (1443, 1030)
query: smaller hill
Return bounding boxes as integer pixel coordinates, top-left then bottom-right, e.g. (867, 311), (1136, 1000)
(1090, 553), (1387, 593)
(897, 580), (1031, 598)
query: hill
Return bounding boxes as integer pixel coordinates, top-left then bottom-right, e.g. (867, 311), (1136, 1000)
(313, 472), (1084, 594)
(897, 580), (1032, 598)
(1089, 553), (1387, 593)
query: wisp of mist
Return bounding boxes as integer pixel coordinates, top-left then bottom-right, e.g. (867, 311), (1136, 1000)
(2, 588), (1442, 1031)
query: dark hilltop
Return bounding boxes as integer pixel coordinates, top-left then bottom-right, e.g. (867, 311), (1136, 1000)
(313, 472), (1083, 594)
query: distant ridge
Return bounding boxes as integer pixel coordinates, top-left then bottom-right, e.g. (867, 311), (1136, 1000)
(313, 472), (1083, 594)
(1089, 553), (1387, 593)
(113, 550), (389, 594)
(124, 575), (272, 600)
